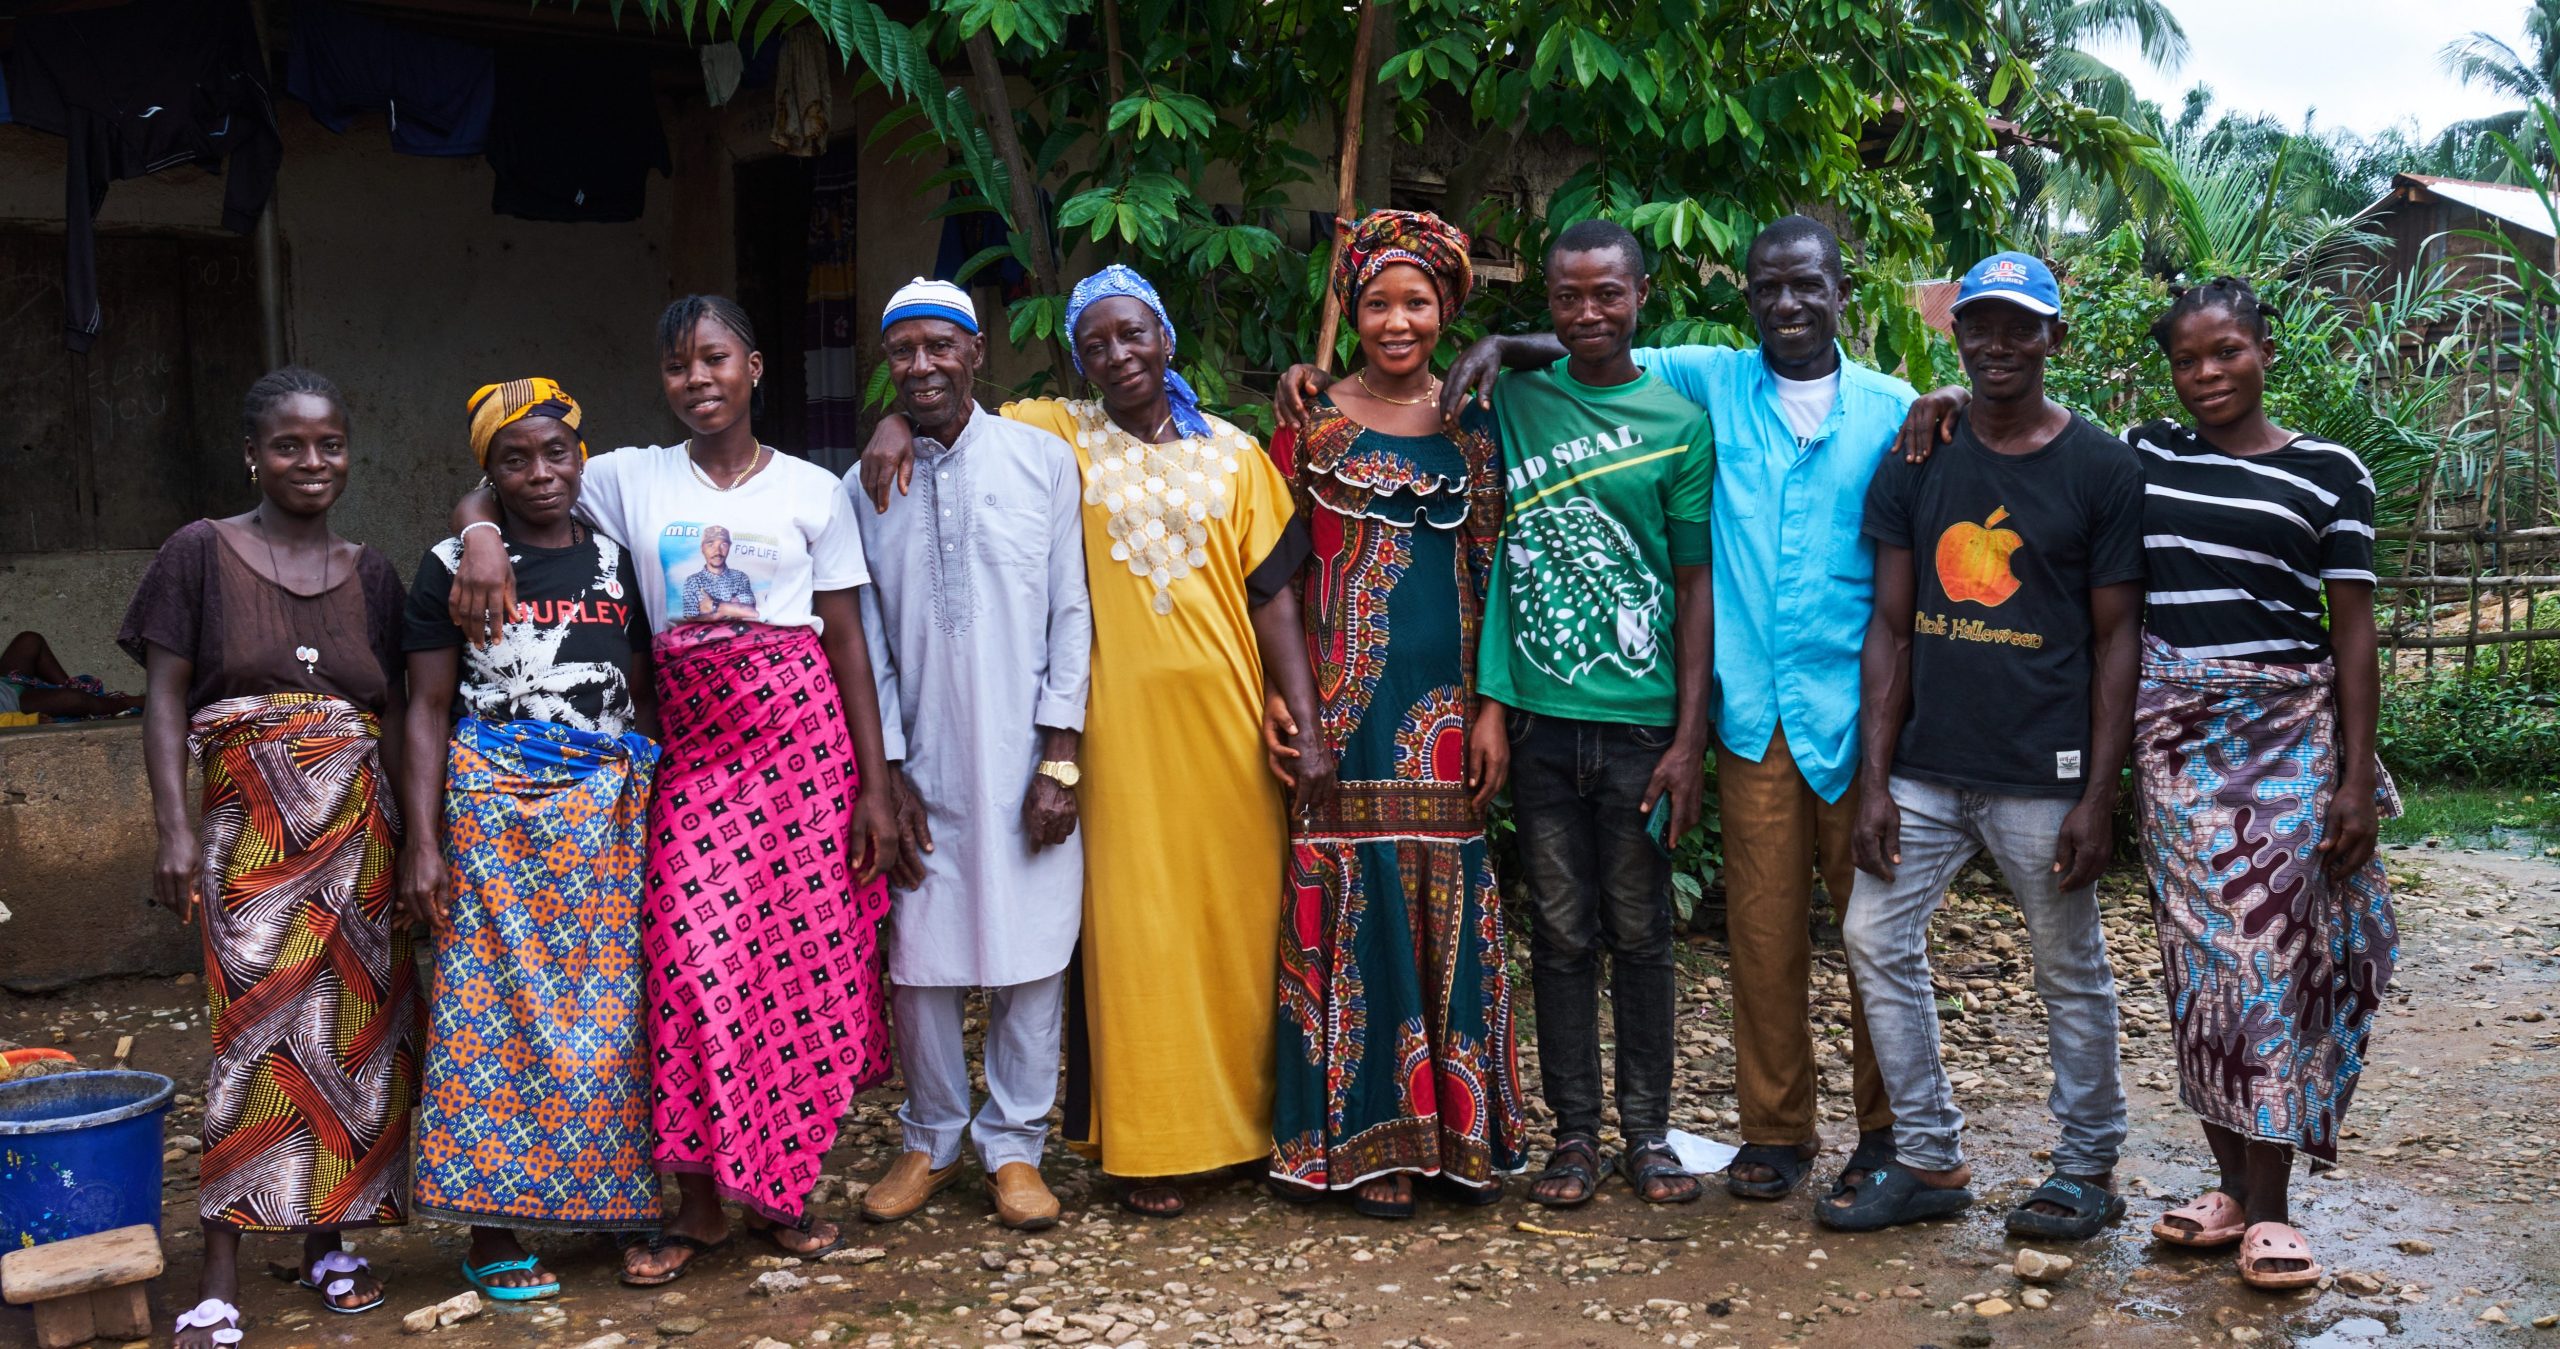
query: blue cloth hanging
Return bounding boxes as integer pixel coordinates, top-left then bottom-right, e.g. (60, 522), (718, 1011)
(284, 0), (493, 157)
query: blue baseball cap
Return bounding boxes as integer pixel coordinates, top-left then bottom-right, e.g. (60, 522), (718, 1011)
(1951, 251), (2061, 318)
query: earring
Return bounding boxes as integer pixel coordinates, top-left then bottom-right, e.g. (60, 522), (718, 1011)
(248, 465), (259, 484)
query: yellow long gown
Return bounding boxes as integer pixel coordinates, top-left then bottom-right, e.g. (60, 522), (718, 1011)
(1002, 397), (1294, 1178)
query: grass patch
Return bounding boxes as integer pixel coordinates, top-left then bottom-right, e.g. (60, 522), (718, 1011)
(2383, 784), (2560, 852)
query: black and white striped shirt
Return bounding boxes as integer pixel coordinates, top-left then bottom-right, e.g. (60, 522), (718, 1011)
(2128, 420), (2376, 661)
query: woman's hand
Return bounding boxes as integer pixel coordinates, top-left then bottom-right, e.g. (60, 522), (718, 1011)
(1851, 785), (1903, 881)
(857, 415), (919, 514)
(2318, 769), (2380, 884)
(396, 841), (453, 935)
(446, 529), (521, 652)
(1273, 365), (1336, 430)
(850, 787), (902, 887)
(1466, 705), (1509, 811)
(152, 830), (205, 924)
(1260, 691), (1304, 786)
(1286, 723), (1338, 818)
(1892, 385), (1970, 464)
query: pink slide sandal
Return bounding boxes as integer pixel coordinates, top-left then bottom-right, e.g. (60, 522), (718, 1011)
(2237, 1221), (2326, 1290)
(2150, 1190), (2247, 1247)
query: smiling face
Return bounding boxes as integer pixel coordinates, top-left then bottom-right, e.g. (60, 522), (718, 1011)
(2162, 306), (2274, 431)
(885, 316), (984, 440)
(244, 392), (351, 519)
(1953, 298), (2066, 405)
(485, 415), (583, 531)
(1745, 234), (1847, 378)
(1073, 296), (1170, 416)
(1355, 262), (1443, 381)
(1545, 247), (1647, 367)
(661, 314), (763, 437)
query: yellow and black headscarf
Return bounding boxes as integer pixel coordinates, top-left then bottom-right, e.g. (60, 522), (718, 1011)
(466, 377), (586, 467)
(1332, 209), (1474, 315)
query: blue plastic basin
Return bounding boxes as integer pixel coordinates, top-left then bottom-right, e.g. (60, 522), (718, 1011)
(0, 1070), (175, 1248)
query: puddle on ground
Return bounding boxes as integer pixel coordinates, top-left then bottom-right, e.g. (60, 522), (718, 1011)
(2295, 1314), (2395, 1347)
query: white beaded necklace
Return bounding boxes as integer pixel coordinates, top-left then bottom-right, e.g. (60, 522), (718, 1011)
(1074, 402), (1245, 615)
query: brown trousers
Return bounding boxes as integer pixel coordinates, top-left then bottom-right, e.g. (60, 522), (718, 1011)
(1716, 725), (1893, 1147)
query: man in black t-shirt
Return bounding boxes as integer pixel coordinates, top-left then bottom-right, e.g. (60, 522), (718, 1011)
(1821, 253), (2139, 1242)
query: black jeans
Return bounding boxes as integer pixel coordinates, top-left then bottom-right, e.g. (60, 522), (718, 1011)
(1508, 710), (1678, 1144)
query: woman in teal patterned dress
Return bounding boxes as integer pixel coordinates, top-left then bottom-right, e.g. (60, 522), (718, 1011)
(1266, 210), (1526, 1218)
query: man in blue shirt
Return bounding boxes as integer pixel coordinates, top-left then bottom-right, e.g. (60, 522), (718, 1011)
(1431, 216), (1914, 1203)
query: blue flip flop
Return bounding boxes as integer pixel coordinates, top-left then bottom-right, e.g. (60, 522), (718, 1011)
(461, 1255), (561, 1302)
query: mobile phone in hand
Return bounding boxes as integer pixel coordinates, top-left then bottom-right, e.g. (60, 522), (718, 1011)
(1647, 794), (1675, 857)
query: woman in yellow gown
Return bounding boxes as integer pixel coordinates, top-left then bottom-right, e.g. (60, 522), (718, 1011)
(860, 265), (1329, 1215)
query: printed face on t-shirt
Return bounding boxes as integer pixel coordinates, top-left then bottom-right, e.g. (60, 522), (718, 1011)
(663, 521), (779, 624)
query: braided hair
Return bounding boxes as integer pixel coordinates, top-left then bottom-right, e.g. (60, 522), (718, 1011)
(658, 294), (758, 356)
(2148, 275), (2280, 353)
(240, 366), (348, 439)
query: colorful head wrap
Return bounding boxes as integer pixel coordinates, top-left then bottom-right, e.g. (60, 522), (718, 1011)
(1063, 264), (1211, 439)
(1333, 209), (1473, 315)
(467, 377), (585, 467)
(882, 277), (979, 334)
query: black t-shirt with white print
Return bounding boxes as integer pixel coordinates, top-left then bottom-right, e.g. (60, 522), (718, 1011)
(2127, 420), (2377, 661)
(404, 528), (649, 734)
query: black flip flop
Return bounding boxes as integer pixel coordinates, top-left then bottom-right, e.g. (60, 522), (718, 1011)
(1725, 1142), (1815, 1200)
(1265, 1177), (1327, 1205)
(618, 1233), (732, 1288)
(748, 1213), (844, 1260)
(1529, 1136), (1603, 1209)
(2004, 1172), (2127, 1241)
(1432, 1175), (1504, 1207)
(1116, 1184), (1186, 1219)
(1814, 1162), (1973, 1232)
(1825, 1127), (1898, 1198)
(1623, 1138), (1703, 1205)
(1350, 1175), (1416, 1219)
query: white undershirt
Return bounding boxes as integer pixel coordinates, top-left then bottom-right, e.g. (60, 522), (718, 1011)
(1774, 369), (1840, 444)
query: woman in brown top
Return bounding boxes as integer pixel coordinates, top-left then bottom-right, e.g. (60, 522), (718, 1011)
(121, 367), (416, 1349)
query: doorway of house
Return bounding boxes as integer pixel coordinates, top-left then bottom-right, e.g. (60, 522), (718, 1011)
(733, 156), (811, 458)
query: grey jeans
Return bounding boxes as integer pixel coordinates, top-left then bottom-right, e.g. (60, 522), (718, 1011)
(1842, 775), (2127, 1175)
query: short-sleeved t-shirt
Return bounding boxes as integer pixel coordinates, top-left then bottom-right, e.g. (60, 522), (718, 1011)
(117, 519), (406, 715)
(2127, 420), (2377, 661)
(1479, 361), (1714, 726)
(572, 443), (872, 636)
(404, 529), (650, 734)
(1863, 411), (2145, 797)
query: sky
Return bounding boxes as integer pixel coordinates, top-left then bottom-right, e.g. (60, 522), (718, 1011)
(2092, 1), (2539, 140)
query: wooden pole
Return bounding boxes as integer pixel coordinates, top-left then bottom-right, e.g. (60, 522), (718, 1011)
(1312, 0), (1381, 375)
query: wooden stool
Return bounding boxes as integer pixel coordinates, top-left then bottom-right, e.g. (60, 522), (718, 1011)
(1, 1225), (164, 1349)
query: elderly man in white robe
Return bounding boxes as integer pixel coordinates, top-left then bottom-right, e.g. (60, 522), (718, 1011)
(851, 279), (1094, 1230)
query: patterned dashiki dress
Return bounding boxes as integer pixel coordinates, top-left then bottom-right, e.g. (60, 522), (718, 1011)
(1269, 399), (1528, 1193)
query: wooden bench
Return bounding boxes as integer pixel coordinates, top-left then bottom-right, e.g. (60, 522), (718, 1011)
(1, 1225), (164, 1349)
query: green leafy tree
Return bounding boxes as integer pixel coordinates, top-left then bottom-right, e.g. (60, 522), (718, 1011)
(2436, 0), (2560, 183)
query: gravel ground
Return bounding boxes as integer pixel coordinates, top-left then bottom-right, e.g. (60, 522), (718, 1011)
(2, 843), (2553, 1348)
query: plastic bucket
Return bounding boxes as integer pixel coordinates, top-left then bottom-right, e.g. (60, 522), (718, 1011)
(0, 1070), (175, 1248)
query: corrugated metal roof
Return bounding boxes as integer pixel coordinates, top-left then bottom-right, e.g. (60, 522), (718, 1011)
(2393, 174), (2556, 239)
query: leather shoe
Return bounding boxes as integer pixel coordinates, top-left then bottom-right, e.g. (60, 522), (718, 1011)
(985, 1161), (1061, 1230)
(862, 1150), (963, 1223)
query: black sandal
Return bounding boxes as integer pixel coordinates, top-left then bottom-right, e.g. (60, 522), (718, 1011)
(1117, 1184), (1186, 1219)
(1433, 1175), (1504, 1207)
(1351, 1174), (1416, 1220)
(1530, 1136), (1602, 1209)
(618, 1232), (731, 1288)
(1622, 1138), (1703, 1205)
(1814, 1162), (1973, 1232)
(1824, 1127), (1897, 1198)
(747, 1213), (844, 1260)
(2003, 1172), (2127, 1241)
(1725, 1142), (1816, 1200)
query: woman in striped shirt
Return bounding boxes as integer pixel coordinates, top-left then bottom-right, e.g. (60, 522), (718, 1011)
(1896, 277), (2399, 1291)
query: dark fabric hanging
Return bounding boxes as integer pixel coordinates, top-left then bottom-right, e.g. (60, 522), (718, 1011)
(4, 0), (281, 352)
(284, 0), (495, 157)
(485, 47), (669, 224)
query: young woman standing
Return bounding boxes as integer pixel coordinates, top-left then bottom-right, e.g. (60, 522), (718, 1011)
(124, 368), (415, 1348)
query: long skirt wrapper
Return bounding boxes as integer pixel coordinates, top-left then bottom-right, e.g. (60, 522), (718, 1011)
(416, 717), (661, 1228)
(189, 692), (414, 1231)
(645, 623), (893, 1222)
(2134, 638), (2400, 1163)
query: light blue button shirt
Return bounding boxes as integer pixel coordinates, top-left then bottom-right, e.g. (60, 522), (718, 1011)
(1633, 343), (1916, 802)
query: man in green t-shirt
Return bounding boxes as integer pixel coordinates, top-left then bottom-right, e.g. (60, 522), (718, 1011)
(1475, 218), (1716, 1209)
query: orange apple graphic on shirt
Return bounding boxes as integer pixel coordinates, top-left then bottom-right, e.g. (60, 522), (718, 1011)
(1935, 506), (2023, 607)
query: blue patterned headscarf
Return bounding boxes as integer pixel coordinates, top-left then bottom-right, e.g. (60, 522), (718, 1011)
(1063, 264), (1211, 438)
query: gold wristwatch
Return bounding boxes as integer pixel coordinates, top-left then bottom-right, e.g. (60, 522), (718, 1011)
(1036, 759), (1082, 789)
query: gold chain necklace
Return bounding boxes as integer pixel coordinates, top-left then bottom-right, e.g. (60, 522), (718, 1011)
(686, 443), (770, 492)
(1355, 370), (1441, 406)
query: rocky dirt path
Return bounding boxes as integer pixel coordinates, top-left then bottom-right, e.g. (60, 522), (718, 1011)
(2, 844), (2553, 1349)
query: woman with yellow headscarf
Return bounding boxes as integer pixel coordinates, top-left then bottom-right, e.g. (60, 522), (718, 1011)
(394, 378), (662, 1300)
